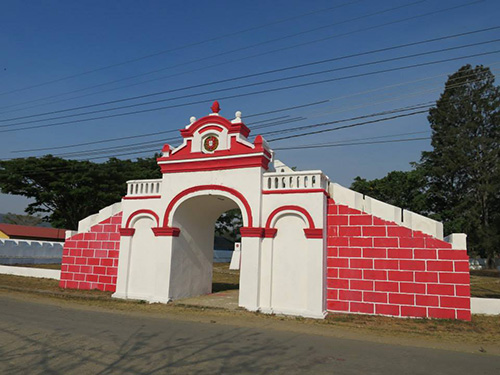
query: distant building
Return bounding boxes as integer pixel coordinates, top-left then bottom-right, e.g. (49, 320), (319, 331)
(0, 224), (66, 242)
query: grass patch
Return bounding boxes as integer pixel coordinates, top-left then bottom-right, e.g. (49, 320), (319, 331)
(2, 263), (499, 349)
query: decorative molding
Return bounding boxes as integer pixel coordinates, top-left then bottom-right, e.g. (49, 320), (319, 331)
(119, 228), (136, 236)
(304, 228), (323, 239)
(164, 185), (253, 227)
(240, 227), (266, 238)
(123, 195), (162, 200)
(262, 189), (329, 197)
(152, 227), (180, 237)
(125, 209), (160, 228)
(265, 205), (316, 230)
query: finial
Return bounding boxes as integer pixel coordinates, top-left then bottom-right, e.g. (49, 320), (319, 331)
(211, 100), (221, 114)
(190, 116), (196, 124)
(235, 110), (242, 119)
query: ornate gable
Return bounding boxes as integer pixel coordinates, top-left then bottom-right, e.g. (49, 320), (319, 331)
(157, 101), (273, 173)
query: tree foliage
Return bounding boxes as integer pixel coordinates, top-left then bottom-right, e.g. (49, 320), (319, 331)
(3, 212), (43, 226)
(0, 155), (161, 229)
(352, 64), (499, 262)
(215, 208), (242, 242)
(419, 64), (499, 260)
(351, 169), (428, 215)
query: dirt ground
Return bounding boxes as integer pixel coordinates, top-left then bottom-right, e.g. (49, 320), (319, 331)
(1, 263), (500, 355)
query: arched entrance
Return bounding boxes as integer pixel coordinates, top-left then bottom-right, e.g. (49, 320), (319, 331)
(168, 193), (242, 299)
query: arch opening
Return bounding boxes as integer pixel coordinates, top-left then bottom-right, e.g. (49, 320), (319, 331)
(168, 194), (242, 299)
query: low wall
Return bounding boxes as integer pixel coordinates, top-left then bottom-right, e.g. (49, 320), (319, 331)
(0, 265), (60, 280)
(0, 239), (63, 265)
(471, 298), (500, 315)
(214, 250), (233, 263)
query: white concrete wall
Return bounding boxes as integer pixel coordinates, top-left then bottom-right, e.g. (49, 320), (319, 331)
(270, 214), (309, 313)
(78, 202), (122, 233)
(329, 183), (445, 239)
(0, 265), (60, 280)
(471, 298), (500, 315)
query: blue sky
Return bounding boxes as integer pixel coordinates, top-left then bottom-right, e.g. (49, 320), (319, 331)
(1, 0), (499, 215)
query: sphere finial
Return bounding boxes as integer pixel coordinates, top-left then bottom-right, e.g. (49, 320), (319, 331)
(211, 100), (221, 114)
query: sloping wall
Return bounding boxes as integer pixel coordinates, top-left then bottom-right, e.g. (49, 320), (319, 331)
(59, 213), (122, 292)
(326, 199), (471, 320)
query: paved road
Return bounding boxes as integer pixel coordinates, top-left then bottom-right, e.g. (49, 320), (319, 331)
(0, 295), (498, 374)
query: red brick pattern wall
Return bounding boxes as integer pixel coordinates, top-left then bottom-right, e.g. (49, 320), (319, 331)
(326, 199), (471, 320)
(59, 213), (122, 292)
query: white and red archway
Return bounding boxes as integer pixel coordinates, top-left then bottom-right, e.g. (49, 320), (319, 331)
(60, 102), (471, 320)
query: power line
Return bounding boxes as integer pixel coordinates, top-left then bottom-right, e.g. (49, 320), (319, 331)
(66, 108), (430, 160)
(275, 136), (431, 150)
(50, 116), (310, 158)
(267, 110), (428, 142)
(10, 101), (328, 154)
(2, 25), (498, 124)
(75, 110), (428, 161)
(9, 63), (495, 155)
(0, 0), (364, 97)
(273, 130), (430, 150)
(0, 0), (421, 111)
(2, 48), (498, 134)
(2, 0), (481, 114)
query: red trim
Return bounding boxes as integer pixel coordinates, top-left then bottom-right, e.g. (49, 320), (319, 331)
(164, 185), (253, 227)
(180, 116), (250, 138)
(152, 227), (180, 237)
(304, 228), (323, 239)
(228, 123), (250, 138)
(159, 155), (269, 173)
(263, 228), (278, 238)
(265, 205), (316, 229)
(240, 227), (265, 238)
(262, 189), (328, 197)
(123, 195), (161, 200)
(119, 228), (136, 236)
(125, 209), (160, 228)
(199, 125), (224, 133)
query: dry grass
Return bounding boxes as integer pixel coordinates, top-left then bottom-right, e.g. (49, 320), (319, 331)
(1, 263), (500, 350)
(470, 270), (500, 299)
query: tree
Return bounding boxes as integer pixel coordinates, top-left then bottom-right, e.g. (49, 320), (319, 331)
(215, 209), (242, 242)
(351, 168), (428, 215)
(3, 212), (43, 226)
(0, 155), (161, 229)
(418, 64), (500, 262)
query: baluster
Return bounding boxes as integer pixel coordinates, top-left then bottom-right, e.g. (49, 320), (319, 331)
(304, 176), (308, 188)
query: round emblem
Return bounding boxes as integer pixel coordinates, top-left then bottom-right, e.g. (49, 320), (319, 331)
(203, 135), (219, 152)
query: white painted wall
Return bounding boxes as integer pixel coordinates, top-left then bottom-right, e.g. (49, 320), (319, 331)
(471, 298), (500, 315)
(0, 265), (60, 280)
(271, 214), (309, 313)
(127, 217), (157, 300)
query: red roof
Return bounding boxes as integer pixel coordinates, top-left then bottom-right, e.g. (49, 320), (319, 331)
(0, 223), (67, 241)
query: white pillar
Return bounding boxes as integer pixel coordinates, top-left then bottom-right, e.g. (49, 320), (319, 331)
(152, 235), (174, 303)
(239, 236), (262, 311)
(306, 237), (326, 318)
(258, 237), (274, 312)
(112, 234), (133, 300)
